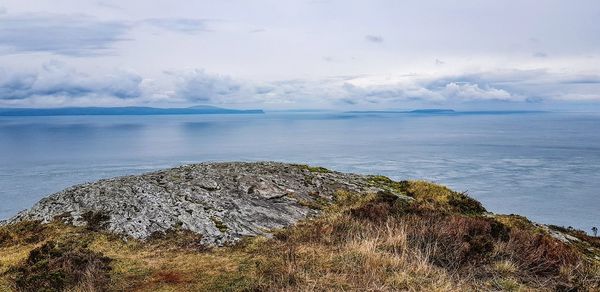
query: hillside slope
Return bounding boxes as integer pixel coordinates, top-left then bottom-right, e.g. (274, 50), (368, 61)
(1, 162), (598, 291)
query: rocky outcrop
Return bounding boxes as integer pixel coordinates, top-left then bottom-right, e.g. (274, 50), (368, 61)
(7, 162), (406, 245)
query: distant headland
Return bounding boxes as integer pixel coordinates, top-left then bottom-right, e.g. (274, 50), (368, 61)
(0, 105), (264, 116)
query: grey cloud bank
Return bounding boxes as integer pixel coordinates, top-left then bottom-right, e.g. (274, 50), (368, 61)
(0, 14), (129, 56)
(0, 0), (599, 110)
(0, 62), (142, 106)
(3, 63), (598, 110)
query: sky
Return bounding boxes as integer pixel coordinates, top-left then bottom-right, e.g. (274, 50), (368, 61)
(0, 0), (599, 110)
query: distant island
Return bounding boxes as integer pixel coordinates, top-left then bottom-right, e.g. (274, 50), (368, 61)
(347, 109), (546, 115)
(0, 105), (264, 116)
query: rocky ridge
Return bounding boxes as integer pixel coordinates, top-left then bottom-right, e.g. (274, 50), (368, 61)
(6, 162), (408, 245)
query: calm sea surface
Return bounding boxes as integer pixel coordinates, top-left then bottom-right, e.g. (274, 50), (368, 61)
(0, 112), (598, 231)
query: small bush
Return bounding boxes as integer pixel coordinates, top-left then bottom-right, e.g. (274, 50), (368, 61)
(349, 190), (400, 221)
(10, 240), (112, 292)
(502, 229), (580, 276)
(0, 220), (46, 246)
(447, 192), (486, 215)
(403, 215), (509, 268)
(0, 229), (13, 247)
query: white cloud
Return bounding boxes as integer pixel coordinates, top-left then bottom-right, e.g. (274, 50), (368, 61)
(442, 82), (519, 101)
(174, 69), (241, 102)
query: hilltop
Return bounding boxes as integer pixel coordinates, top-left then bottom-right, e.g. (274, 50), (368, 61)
(0, 162), (598, 291)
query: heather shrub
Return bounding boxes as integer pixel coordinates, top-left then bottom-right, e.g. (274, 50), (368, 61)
(10, 240), (112, 292)
(0, 220), (45, 246)
(501, 229), (580, 276)
(402, 215), (509, 269)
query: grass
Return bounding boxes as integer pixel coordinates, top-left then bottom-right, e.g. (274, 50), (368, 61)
(296, 164), (333, 174)
(0, 178), (598, 291)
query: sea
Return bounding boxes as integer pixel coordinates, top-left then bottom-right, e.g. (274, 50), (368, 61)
(0, 111), (598, 232)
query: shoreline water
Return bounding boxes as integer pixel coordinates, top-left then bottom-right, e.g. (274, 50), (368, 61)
(1, 112), (598, 232)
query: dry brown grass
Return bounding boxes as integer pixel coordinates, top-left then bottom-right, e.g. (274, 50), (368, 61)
(0, 181), (598, 291)
(242, 215), (468, 291)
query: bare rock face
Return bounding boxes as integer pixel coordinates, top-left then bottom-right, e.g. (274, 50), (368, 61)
(7, 162), (396, 246)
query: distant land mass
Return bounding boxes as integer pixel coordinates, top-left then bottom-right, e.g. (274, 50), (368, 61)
(347, 109), (455, 114)
(347, 109), (546, 115)
(0, 105), (264, 116)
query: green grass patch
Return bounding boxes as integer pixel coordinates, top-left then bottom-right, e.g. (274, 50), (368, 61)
(297, 164), (332, 173)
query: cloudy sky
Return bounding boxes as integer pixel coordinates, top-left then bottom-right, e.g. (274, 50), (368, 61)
(1, 0), (599, 110)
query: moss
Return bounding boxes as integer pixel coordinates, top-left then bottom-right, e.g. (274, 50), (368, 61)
(211, 217), (229, 233)
(297, 197), (331, 210)
(297, 164), (332, 174)
(367, 175), (409, 194)
(368, 177), (486, 215)
(495, 214), (535, 230)
(403, 180), (486, 215)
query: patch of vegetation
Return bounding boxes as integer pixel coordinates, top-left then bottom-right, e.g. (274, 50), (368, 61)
(297, 197), (331, 210)
(404, 180), (485, 215)
(0, 181), (598, 291)
(548, 224), (600, 259)
(297, 164), (332, 173)
(0, 220), (46, 247)
(368, 177), (487, 216)
(494, 214), (536, 230)
(211, 217), (229, 233)
(81, 210), (110, 231)
(367, 175), (409, 194)
(0, 230), (11, 247)
(8, 240), (112, 292)
(148, 228), (209, 252)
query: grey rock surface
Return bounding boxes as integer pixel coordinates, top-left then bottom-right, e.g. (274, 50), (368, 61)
(7, 162), (403, 246)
